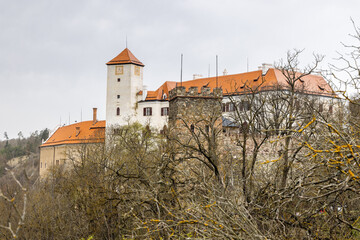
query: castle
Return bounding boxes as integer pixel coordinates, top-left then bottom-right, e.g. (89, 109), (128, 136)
(39, 48), (337, 177)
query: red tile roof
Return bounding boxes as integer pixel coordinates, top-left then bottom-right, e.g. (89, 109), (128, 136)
(145, 68), (335, 101)
(41, 121), (105, 147)
(106, 48), (144, 66)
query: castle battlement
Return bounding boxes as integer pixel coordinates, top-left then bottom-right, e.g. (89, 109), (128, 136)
(169, 86), (223, 100)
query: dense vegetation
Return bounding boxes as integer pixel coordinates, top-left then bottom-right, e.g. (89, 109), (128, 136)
(1, 26), (360, 239)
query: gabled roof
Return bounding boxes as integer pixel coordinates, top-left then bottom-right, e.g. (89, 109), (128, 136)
(106, 48), (145, 66)
(144, 68), (335, 101)
(41, 120), (106, 147)
(145, 81), (177, 101)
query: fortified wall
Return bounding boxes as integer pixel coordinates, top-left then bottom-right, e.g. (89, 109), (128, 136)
(169, 86), (223, 126)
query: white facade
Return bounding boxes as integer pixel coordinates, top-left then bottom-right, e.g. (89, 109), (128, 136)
(106, 63), (144, 127)
(136, 101), (169, 129)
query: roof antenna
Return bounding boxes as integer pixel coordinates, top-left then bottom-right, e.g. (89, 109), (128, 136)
(80, 108), (82, 122)
(208, 64), (210, 78)
(126, 35), (128, 48)
(216, 55), (218, 88)
(180, 54), (183, 87)
(247, 57), (249, 72)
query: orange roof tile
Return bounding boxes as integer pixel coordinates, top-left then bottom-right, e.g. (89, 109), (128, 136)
(145, 68), (335, 101)
(106, 48), (144, 66)
(41, 120), (105, 147)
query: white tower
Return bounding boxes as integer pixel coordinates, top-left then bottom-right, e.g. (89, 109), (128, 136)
(106, 48), (144, 128)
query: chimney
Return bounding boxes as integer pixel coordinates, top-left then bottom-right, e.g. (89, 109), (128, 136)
(93, 108), (97, 124)
(259, 63), (273, 75)
(223, 68), (228, 76)
(75, 127), (80, 136)
(142, 85), (148, 101)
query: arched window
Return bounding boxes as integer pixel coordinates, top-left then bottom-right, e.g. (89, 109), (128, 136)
(116, 107), (120, 116)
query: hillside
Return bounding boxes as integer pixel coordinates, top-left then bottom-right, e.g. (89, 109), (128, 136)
(0, 129), (48, 180)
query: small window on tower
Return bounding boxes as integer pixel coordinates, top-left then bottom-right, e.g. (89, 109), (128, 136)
(135, 66), (140, 76)
(117, 78), (121, 82)
(116, 107), (120, 116)
(117, 95), (120, 99)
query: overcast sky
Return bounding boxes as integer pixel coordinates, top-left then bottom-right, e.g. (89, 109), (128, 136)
(0, 0), (359, 139)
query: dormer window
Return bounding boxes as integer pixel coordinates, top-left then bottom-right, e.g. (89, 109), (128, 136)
(299, 78), (304, 83)
(253, 77), (259, 82)
(162, 93), (167, 100)
(318, 85), (325, 91)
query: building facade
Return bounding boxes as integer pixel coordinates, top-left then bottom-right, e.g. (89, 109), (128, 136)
(40, 48), (337, 177)
(39, 109), (105, 178)
(105, 48), (337, 131)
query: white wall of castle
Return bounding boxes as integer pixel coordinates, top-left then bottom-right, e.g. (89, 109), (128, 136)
(136, 101), (169, 129)
(106, 64), (143, 127)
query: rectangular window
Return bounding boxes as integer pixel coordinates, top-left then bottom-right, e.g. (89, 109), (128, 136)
(243, 101), (250, 111)
(228, 103), (235, 112)
(161, 107), (169, 116)
(222, 102), (235, 112)
(117, 95), (120, 99)
(135, 66), (140, 76)
(143, 107), (152, 116)
(205, 125), (210, 133)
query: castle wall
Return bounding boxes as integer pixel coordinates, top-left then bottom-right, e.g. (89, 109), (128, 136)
(39, 145), (67, 178)
(39, 143), (103, 178)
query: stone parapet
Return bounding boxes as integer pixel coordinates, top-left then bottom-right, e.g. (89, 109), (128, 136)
(169, 86), (223, 100)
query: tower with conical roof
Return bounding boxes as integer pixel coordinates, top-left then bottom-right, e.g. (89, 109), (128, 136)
(106, 48), (144, 128)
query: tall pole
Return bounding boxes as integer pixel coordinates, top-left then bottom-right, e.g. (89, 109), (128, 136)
(180, 54), (183, 87)
(216, 55), (218, 88)
(247, 57), (249, 72)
